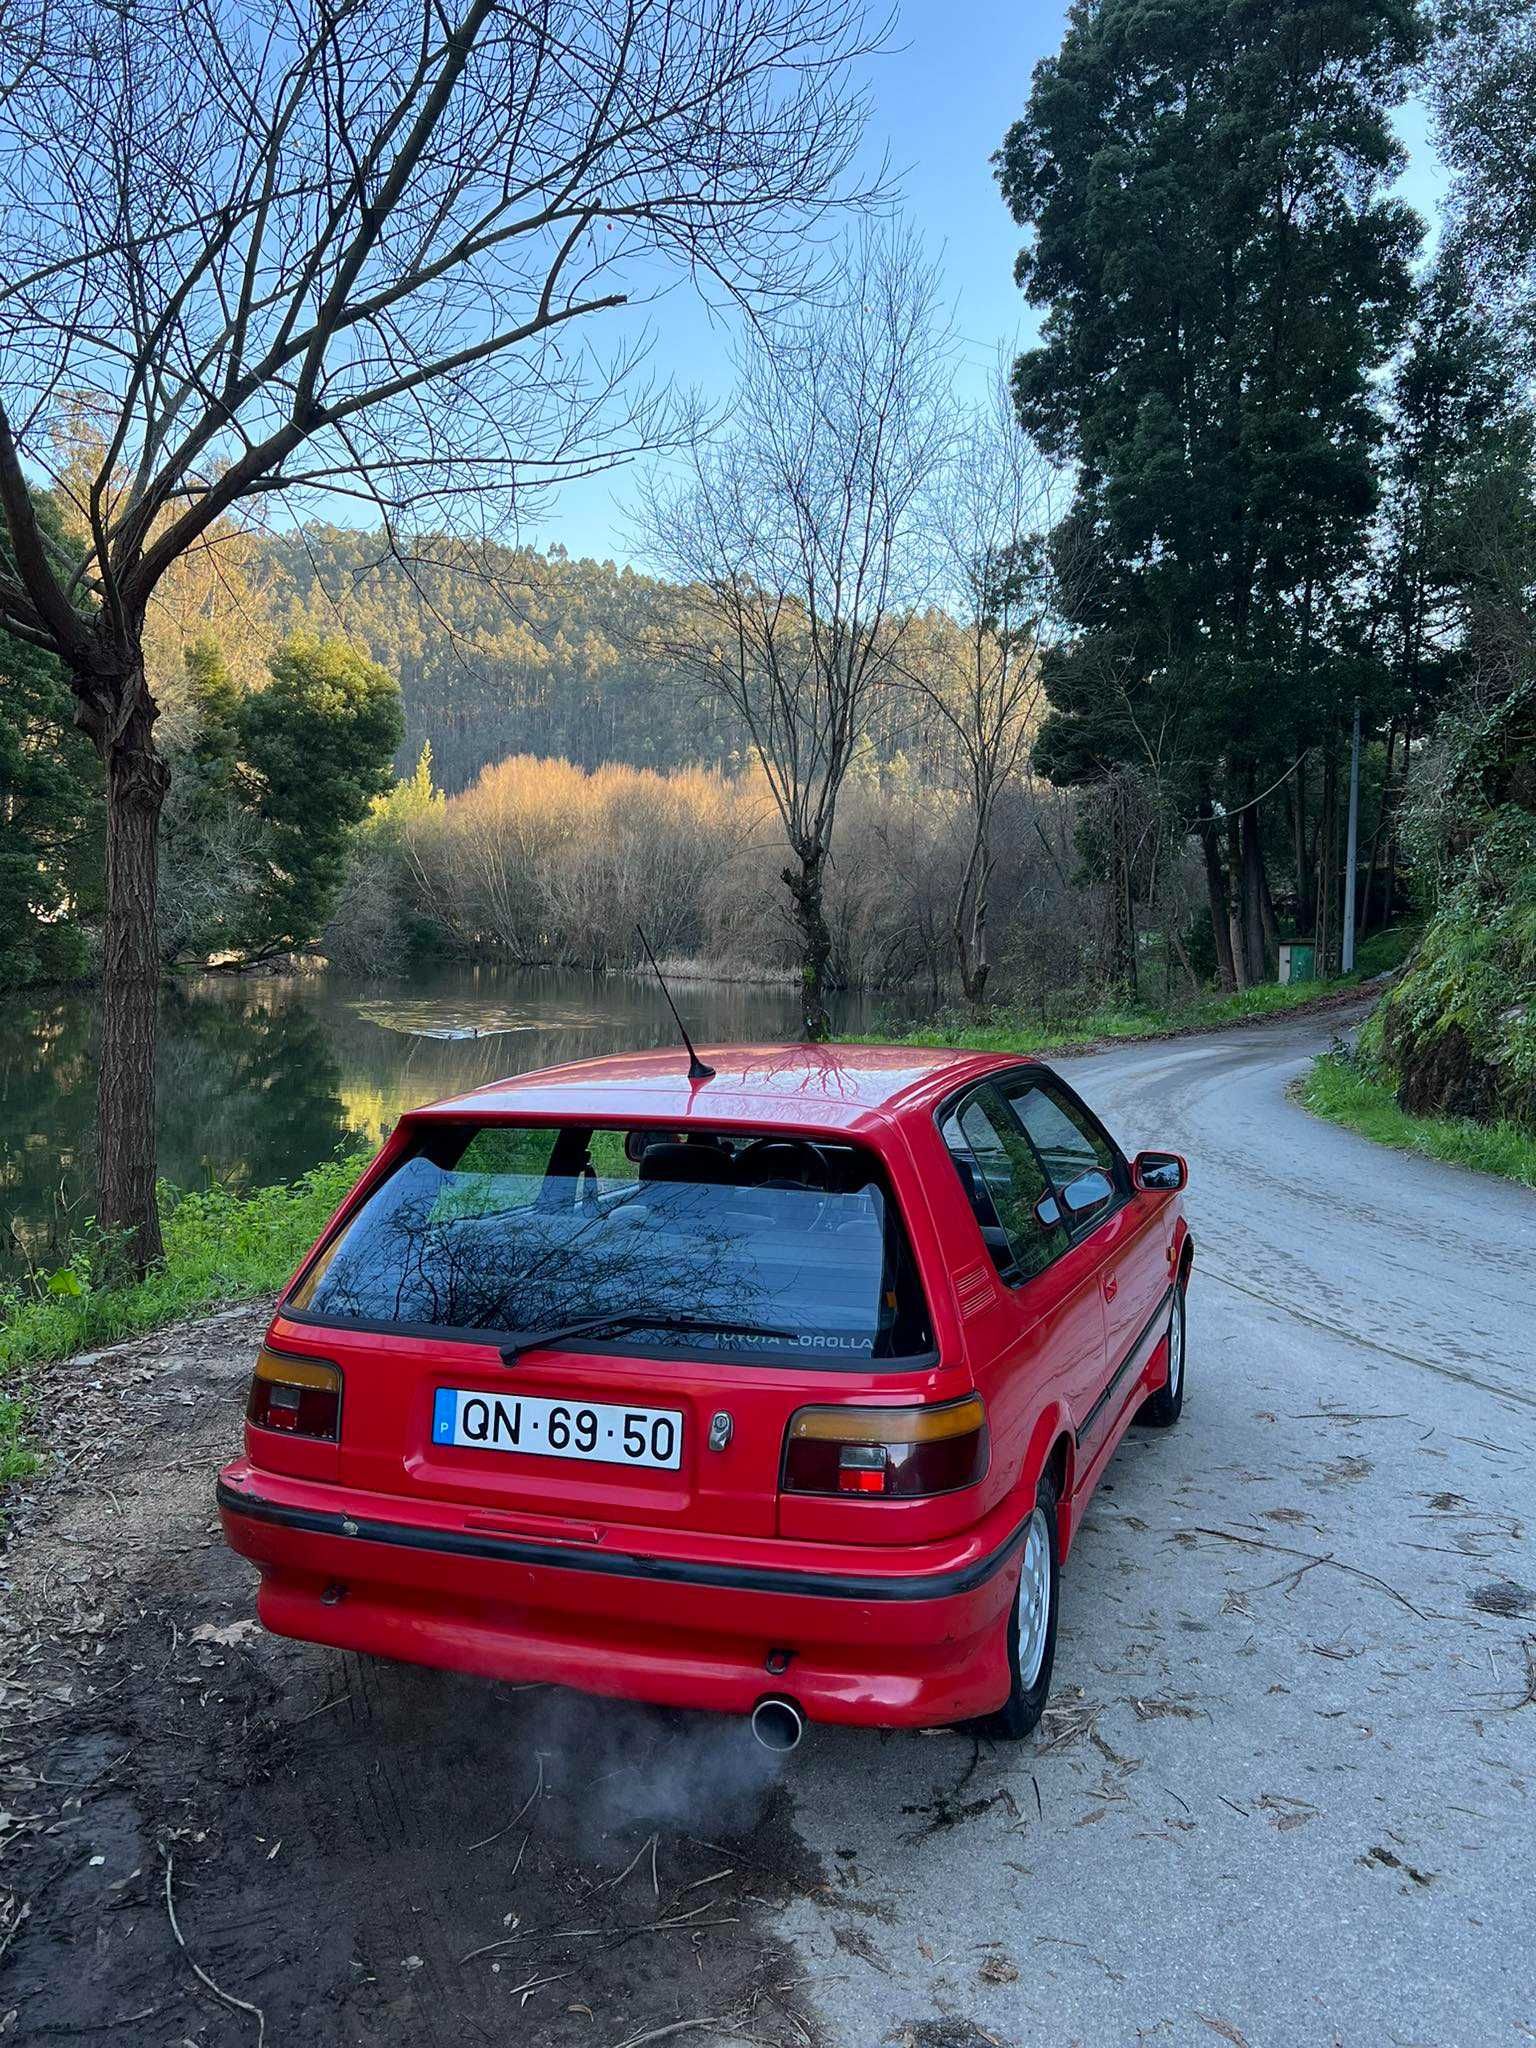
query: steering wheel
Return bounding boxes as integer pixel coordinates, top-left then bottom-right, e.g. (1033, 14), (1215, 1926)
(734, 1136), (835, 1233)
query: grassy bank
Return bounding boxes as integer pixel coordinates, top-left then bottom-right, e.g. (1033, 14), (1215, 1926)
(1299, 1052), (1536, 1189)
(858, 927), (1417, 1058)
(0, 1151), (368, 1486)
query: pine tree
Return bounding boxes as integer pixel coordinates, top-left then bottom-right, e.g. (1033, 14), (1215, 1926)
(999, 0), (1426, 986)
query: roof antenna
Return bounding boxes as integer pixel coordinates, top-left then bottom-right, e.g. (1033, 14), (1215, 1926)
(635, 923), (714, 1081)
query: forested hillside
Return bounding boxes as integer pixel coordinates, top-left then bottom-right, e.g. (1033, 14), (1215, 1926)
(145, 527), (958, 795)
(246, 530), (743, 789)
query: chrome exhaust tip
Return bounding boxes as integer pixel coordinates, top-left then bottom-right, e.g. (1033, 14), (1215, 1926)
(749, 1695), (805, 1753)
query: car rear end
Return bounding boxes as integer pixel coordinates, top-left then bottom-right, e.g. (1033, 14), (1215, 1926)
(218, 1101), (1021, 1728)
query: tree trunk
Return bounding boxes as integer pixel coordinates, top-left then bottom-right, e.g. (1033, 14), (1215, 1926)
(95, 681), (170, 1274)
(1241, 804), (1274, 978)
(1197, 804), (1236, 992)
(1291, 756), (1313, 935)
(1225, 816), (1257, 989)
(1363, 717), (1396, 934)
(784, 848), (833, 1042)
(1107, 789), (1137, 998)
(1314, 744), (1338, 975)
(954, 817), (992, 1008)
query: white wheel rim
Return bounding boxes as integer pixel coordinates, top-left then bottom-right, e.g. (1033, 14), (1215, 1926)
(1168, 1295), (1184, 1397)
(1015, 1506), (1052, 1691)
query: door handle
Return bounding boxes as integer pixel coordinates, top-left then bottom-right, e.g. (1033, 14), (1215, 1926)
(1102, 1276), (1118, 1302)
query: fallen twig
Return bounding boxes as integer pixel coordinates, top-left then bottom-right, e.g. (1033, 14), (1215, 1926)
(610, 2019), (736, 2048)
(0, 1898), (29, 1967)
(1500, 1637), (1536, 1714)
(1187, 1526), (1431, 1621)
(593, 1832), (657, 1895)
(293, 1690), (350, 1724)
(164, 1854), (265, 2048)
(468, 1752), (544, 1852)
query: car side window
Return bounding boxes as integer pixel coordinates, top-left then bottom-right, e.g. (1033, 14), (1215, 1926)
(940, 1087), (1066, 1284)
(1003, 1078), (1123, 1199)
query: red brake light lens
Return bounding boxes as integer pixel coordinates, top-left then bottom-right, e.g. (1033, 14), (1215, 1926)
(247, 1345), (341, 1441)
(782, 1398), (987, 1499)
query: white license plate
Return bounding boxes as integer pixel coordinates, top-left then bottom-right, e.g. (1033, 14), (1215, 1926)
(431, 1387), (683, 1470)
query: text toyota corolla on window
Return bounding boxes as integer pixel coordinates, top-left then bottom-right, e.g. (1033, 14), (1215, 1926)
(217, 1043), (1191, 1746)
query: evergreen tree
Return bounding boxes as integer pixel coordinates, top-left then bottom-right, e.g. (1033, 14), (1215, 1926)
(1367, 249), (1536, 924)
(0, 617), (102, 987)
(999, 0), (1425, 985)
(237, 636), (404, 956)
(157, 637), (265, 963)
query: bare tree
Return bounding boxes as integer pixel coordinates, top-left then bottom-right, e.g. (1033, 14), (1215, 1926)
(641, 226), (949, 1037)
(0, 0), (886, 1267)
(900, 362), (1058, 1005)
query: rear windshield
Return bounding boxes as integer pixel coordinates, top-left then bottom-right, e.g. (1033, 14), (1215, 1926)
(289, 1123), (933, 1362)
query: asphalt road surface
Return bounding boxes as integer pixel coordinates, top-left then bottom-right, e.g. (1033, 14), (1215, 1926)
(4, 1010), (1533, 2048)
(779, 1015), (1536, 2048)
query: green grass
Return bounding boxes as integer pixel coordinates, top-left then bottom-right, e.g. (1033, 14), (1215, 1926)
(1300, 1051), (1536, 1188)
(860, 971), (1360, 1057)
(0, 1150), (369, 1486)
(854, 924), (1424, 1060)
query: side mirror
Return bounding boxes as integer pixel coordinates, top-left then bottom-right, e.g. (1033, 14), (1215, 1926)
(1033, 1190), (1062, 1232)
(1133, 1150), (1187, 1193)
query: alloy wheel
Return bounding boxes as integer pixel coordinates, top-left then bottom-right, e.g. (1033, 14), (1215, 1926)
(1015, 1505), (1053, 1690)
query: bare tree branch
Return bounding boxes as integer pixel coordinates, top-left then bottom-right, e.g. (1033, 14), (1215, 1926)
(639, 224), (950, 1035)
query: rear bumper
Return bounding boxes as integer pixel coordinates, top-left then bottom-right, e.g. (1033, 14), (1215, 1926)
(217, 1462), (1022, 1727)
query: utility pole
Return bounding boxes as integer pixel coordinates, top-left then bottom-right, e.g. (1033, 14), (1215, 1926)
(1342, 697), (1361, 975)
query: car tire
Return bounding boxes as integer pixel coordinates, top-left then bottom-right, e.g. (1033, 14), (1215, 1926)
(987, 1468), (1060, 1742)
(1137, 1277), (1186, 1428)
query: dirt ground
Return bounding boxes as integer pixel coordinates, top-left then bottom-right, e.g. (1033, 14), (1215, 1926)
(0, 1305), (825, 2048)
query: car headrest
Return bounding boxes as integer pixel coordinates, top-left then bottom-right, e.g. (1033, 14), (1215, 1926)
(637, 1141), (735, 1185)
(736, 1142), (827, 1190)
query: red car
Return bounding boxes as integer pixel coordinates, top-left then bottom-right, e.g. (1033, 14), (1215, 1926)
(218, 1044), (1190, 1747)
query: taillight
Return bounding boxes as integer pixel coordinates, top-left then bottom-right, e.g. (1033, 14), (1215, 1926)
(247, 1345), (342, 1441)
(782, 1397), (987, 1499)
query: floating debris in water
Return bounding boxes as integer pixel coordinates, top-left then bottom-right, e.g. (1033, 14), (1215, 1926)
(351, 1001), (601, 1041)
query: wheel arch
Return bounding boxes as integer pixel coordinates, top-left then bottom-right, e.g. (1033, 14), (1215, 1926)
(1020, 1408), (1075, 1564)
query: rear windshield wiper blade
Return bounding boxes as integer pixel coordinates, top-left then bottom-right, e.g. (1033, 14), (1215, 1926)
(501, 1311), (797, 1365)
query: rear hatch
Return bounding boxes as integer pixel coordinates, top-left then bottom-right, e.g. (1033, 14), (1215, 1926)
(278, 1117), (935, 1538)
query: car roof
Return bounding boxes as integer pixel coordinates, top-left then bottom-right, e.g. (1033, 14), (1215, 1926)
(403, 1041), (1048, 1137)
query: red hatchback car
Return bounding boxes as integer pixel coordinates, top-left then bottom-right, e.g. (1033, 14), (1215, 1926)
(218, 1044), (1190, 1746)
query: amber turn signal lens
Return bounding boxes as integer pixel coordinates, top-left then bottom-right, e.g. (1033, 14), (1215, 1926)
(782, 1397), (987, 1498)
(247, 1345), (342, 1442)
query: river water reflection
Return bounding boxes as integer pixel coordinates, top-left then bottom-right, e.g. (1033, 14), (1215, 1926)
(0, 963), (905, 1265)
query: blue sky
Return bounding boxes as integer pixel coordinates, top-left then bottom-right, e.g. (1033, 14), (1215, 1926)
(530, 0), (1451, 572)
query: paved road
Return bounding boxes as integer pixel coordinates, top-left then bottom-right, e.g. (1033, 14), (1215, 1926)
(777, 1016), (1536, 2048)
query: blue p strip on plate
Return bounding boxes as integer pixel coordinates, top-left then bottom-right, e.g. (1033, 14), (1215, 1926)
(432, 1387), (457, 1444)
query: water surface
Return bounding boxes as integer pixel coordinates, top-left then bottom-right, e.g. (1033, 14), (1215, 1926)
(0, 963), (897, 1268)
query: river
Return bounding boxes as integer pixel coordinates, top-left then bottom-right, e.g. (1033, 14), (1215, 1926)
(0, 963), (903, 1270)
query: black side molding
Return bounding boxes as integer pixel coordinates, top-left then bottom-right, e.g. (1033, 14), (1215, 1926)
(1075, 1283), (1175, 1449)
(217, 1480), (1032, 1605)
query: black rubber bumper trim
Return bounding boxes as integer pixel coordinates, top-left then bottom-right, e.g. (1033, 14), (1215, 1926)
(216, 1480), (1030, 1604)
(1075, 1282), (1175, 1448)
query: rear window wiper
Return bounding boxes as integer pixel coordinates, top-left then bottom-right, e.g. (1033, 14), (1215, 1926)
(500, 1311), (798, 1364)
